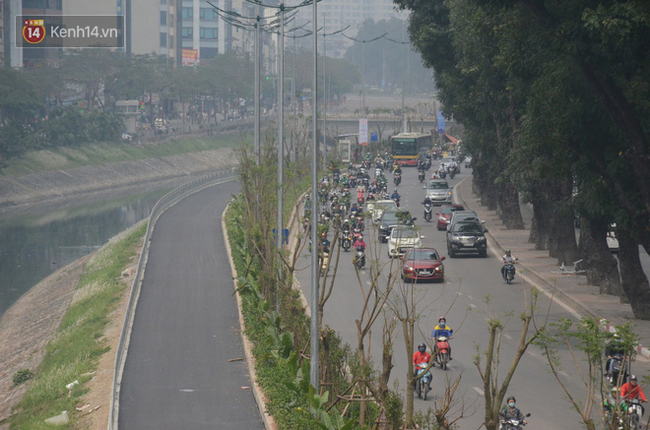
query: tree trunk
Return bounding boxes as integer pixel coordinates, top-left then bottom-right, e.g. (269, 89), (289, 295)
(529, 191), (551, 250)
(486, 175), (498, 211)
(617, 227), (650, 320)
(498, 183), (525, 229)
(548, 209), (579, 266)
(579, 218), (624, 297)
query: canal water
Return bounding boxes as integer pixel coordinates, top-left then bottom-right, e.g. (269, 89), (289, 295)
(0, 189), (169, 319)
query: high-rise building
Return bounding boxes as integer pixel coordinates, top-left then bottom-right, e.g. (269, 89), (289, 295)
(295, 0), (406, 58)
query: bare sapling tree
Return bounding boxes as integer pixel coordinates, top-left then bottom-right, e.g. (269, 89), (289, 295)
(535, 316), (640, 430)
(474, 288), (545, 430)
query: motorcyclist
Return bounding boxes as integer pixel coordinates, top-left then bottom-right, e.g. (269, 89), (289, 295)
(418, 168), (426, 181)
(412, 342), (431, 390)
(450, 159), (458, 173)
(431, 169), (440, 180)
(501, 249), (517, 280)
(621, 374), (647, 404)
(390, 189), (401, 207)
(603, 386), (627, 423)
(605, 333), (627, 376)
(499, 396), (527, 427)
(431, 317), (453, 359)
(353, 234), (367, 251)
(341, 219), (351, 235)
(393, 163), (402, 175)
(422, 196), (433, 206)
(320, 233), (331, 254)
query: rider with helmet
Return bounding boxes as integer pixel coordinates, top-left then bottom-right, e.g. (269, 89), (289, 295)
(390, 189), (401, 203)
(501, 249), (517, 280)
(499, 396), (527, 427)
(412, 342), (431, 390)
(431, 317), (453, 360)
(353, 234), (367, 251)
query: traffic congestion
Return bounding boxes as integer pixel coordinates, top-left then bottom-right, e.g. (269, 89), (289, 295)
(295, 143), (647, 429)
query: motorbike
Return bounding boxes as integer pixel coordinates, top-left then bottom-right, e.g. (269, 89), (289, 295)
(503, 259), (518, 284)
(354, 245), (366, 269)
(627, 398), (644, 430)
(393, 171), (402, 186)
(392, 196), (401, 208)
(333, 172), (340, 184)
(500, 413), (531, 430)
(423, 203), (433, 222)
(341, 233), (352, 251)
(449, 167), (456, 179)
(434, 335), (451, 370)
(349, 175), (357, 188)
(375, 167), (382, 178)
(439, 169), (447, 179)
(606, 353), (629, 386)
(418, 170), (425, 183)
(414, 363), (432, 400)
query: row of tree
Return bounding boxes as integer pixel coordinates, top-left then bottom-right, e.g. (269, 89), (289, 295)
(394, 0), (650, 318)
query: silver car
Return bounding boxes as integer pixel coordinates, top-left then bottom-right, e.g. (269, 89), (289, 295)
(423, 179), (453, 205)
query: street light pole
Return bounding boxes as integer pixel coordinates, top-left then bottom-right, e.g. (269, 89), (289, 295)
(277, 4), (285, 293)
(255, 9), (261, 164)
(310, 0), (319, 393)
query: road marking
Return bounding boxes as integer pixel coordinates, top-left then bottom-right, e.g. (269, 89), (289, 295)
(559, 370), (569, 378)
(469, 303), (477, 309)
(179, 389), (196, 392)
(504, 333), (513, 340)
(473, 386), (484, 395)
(527, 350), (540, 358)
(467, 294), (473, 300)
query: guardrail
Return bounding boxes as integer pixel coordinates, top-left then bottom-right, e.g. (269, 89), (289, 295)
(108, 167), (238, 430)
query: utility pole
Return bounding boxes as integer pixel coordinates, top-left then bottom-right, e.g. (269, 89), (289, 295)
(310, 0), (319, 394)
(277, 4), (285, 284)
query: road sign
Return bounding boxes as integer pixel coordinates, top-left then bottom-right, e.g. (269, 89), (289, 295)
(370, 132), (378, 142)
(437, 112), (445, 134)
(359, 119), (368, 146)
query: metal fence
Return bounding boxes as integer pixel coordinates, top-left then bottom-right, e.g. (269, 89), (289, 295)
(108, 167), (238, 430)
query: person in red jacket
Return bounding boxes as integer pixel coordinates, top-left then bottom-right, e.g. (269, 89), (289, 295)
(621, 375), (647, 402)
(412, 343), (431, 390)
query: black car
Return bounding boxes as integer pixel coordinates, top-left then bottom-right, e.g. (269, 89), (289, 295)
(446, 220), (487, 258)
(378, 209), (416, 243)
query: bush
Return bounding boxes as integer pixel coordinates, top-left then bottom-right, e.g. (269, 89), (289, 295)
(12, 369), (34, 386)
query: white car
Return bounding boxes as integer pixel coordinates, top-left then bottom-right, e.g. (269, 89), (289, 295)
(367, 199), (398, 224)
(388, 226), (424, 258)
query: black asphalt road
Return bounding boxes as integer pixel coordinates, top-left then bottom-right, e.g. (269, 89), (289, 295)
(119, 180), (264, 429)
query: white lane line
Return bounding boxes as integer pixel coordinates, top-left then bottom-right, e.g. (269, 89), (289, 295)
(527, 350), (540, 358)
(467, 294), (473, 300)
(473, 386), (484, 395)
(469, 303), (477, 309)
(559, 370), (569, 378)
(504, 333), (513, 340)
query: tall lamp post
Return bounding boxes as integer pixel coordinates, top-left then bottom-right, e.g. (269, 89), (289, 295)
(310, 0), (319, 393)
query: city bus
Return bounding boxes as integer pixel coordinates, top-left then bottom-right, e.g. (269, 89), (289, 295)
(390, 132), (433, 166)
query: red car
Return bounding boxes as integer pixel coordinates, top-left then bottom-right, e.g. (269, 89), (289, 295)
(436, 204), (465, 230)
(401, 247), (446, 283)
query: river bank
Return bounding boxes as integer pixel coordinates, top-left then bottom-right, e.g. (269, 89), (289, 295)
(0, 141), (239, 427)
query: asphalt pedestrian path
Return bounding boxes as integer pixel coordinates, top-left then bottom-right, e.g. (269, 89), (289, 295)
(454, 177), (650, 362)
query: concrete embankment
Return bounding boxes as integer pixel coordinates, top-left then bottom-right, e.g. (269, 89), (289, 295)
(0, 148), (238, 219)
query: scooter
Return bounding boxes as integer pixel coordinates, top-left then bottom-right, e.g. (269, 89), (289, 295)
(423, 203), (433, 222)
(414, 363), (432, 400)
(500, 413), (531, 430)
(503, 259), (518, 284)
(434, 335), (451, 370)
(354, 245), (366, 269)
(606, 353), (629, 386)
(393, 171), (402, 186)
(627, 398), (644, 430)
(341, 232), (352, 252)
(418, 170), (425, 183)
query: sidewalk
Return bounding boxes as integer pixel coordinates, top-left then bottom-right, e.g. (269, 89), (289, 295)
(455, 177), (650, 360)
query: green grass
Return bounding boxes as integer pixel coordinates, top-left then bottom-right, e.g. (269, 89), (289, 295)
(1, 134), (245, 176)
(9, 222), (147, 429)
